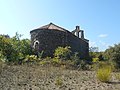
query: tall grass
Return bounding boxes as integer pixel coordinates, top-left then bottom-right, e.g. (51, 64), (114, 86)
(96, 61), (114, 82)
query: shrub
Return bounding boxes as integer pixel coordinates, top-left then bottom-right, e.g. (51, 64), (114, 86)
(0, 35), (15, 62)
(55, 77), (63, 86)
(24, 55), (37, 62)
(0, 33), (33, 63)
(70, 52), (80, 65)
(52, 57), (61, 66)
(115, 73), (120, 81)
(104, 43), (120, 68)
(38, 51), (44, 59)
(92, 58), (99, 63)
(54, 46), (71, 60)
(96, 66), (112, 82)
(39, 61), (50, 66)
(92, 61), (115, 71)
(0, 51), (7, 62)
(39, 57), (52, 66)
(70, 52), (91, 70)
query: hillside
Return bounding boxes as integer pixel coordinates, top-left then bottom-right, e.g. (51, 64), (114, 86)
(0, 64), (120, 90)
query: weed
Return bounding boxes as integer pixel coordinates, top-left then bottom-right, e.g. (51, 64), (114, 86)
(115, 73), (120, 81)
(55, 77), (63, 86)
(96, 66), (112, 82)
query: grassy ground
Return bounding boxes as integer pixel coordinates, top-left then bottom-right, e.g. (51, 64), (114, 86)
(0, 63), (120, 90)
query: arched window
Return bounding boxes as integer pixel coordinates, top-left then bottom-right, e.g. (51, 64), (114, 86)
(33, 40), (39, 49)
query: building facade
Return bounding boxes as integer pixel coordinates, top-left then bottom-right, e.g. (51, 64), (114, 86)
(30, 23), (89, 59)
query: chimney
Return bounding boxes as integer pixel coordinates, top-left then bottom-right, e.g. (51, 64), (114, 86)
(81, 30), (84, 39)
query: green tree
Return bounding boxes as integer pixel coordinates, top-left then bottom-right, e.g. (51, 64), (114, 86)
(89, 47), (104, 62)
(0, 33), (33, 63)
(104, 43), (120, 68)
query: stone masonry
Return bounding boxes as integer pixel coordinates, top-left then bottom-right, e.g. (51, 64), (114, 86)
(30, 23), (89, 59)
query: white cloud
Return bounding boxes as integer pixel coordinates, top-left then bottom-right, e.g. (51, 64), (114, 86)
(98, 34), (108, 38)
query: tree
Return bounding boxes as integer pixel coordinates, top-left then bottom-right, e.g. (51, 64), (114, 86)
(0, 33), (33, 63)
(89, 47), (104, 62)
(104, 43), (120, 68)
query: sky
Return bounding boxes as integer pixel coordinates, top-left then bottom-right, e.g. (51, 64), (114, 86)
(0, 0), (120, 51)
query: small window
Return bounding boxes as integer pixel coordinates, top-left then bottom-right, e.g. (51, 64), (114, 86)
(33, 40), (39, 49)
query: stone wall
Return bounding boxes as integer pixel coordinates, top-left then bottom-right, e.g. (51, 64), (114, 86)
(30, 29), (89, 59)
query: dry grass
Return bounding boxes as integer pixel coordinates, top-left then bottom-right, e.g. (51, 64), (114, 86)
(0, 64), (120, 90)
(96, 66), (112, 82)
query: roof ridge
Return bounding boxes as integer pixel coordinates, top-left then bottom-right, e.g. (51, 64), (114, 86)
(47, 22), (52, 29)
(33, 22), (68, 32)
(48, 23), (67, 30)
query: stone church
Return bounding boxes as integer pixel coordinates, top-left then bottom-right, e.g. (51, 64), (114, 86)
(30, 23), (89, 59)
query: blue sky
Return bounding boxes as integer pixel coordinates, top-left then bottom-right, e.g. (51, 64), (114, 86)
(0, 0), (120, 51)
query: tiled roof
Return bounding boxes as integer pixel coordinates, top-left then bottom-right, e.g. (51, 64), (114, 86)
(37, 23), (67, 32)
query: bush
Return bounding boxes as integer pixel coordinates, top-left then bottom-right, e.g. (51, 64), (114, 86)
(104, 43), (120, 68)
(96, 62), (113, 82)
(24, 55), (38, 62)
(55, 77), (63, 86)
(92, 58), (99, 63)
(70, 52), (80, 65)
(54, 46), (71, 60)
(52, 57), (61, 66)
(92, 61), (115, 71)
(0, 51), (7, 62)
(0, 33), (33, 63)
(39, 57), (52, 66)
(115, 73), (120, 81)
(89, 47), (104, 59)
(39, 60), (50, 66)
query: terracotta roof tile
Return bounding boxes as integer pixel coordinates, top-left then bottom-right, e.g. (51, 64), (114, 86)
(37, 23), (67, 32)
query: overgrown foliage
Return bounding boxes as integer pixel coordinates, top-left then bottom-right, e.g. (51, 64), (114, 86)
(104, 43), (120, 68)
(54, 46), (71, 60)
(89, 47), (104, 63)
(0, 33), (33, 63)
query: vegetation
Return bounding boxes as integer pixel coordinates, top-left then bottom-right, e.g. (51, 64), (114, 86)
(1, 33), (120, 84)
(0, 33), (33, 63)
(54, 46), (71, 60)
(24, 55), (37, 62)
(89, 47), (104, 62)
(0, 33), (120, 67)
(96, 64), (112, 82)
(55, 77), (63, 86)
(104, 43), (120, 68)
(115, 73), (120, 81)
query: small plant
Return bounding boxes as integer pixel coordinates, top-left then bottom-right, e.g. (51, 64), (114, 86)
(54, 46), (71, 60)
(24, 55), (37, 62)
(39, 61), (49, 65)
(96, 65), (112, 82)
(52, 58), (60, 65)
(39, 57), (51, 65)
(92, 58), (99, 63)
(70, 52), (80, 65)
(0, 51), (7, 62)
(38, 51), (44, 59)
(115, 73), (120, 81)
(55, 77), (63, 86)
(92, 61), (115, 71)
